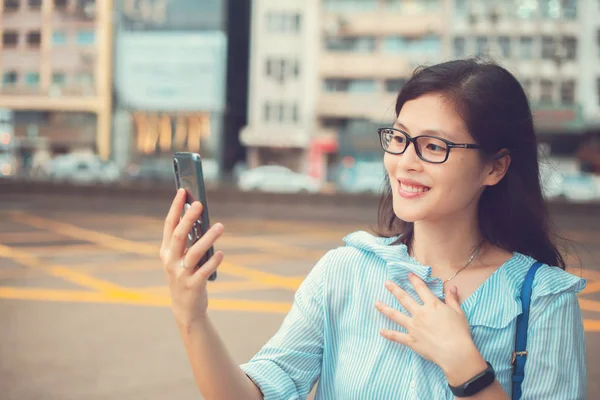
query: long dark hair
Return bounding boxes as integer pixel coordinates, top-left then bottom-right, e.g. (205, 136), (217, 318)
(377, 58), (567, 269)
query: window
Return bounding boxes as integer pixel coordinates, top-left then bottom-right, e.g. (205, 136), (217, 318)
(498, 36), (511, 58)
(385, 79), (406, 93)
(3, 0), (20, 12)
(560, 80), (575, 105)
(54, 0), (68, 8)
(2, 31), (19, 48)
(28, 0), (41, 8)
(292, 14), (302, 32)
(382, 35), (441, 54)
(476, 36), (489, 55)
(540, 79), (554, 103)
(52, 31), (67, 45)
(291, 104), (299, 123)
(76, 30), (95, 45)
(26, 31), (42, 47)
(323, 79), (376, 93)
(516, 0), (537, 19)
(325, 36), (376, 52)
(519, 37), (533, 60)
(455, 0), (468, 17)
(25, 72), (40, 86)
(561, 0), (577, 19)
(597, 29), (600, 56)
(562, 36), (577, 60)
(267, 12), (302, 33)
(323, 0), (378, 11)
(540, 0), (559, 19)
(52, 73), (66, 85)
(265, 57), (299, 84)
(1, 71), (18, 86)
(454, 37), (466, 58)
(541, 36), (556, 59)
(264, 102), (270, 122)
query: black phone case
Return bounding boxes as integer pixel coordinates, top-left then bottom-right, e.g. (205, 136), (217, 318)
(173, 152), (217, 281)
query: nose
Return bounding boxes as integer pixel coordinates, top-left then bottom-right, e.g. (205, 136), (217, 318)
(395, 140), (424, 172)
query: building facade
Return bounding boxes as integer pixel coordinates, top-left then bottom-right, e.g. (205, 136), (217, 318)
(244, 0), (600, 183)
(242, 0), (451, 182)
(0, 0), (113, 163)
(112, 0), (227, 171)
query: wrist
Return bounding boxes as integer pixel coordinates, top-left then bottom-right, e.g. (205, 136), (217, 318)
(176, 313), (210, 335)
(442, 345), (488, 386)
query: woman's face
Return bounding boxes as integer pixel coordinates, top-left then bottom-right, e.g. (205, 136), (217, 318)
(383, 93), (503, 223)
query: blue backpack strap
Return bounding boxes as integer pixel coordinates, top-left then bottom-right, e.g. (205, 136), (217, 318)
(511, 261), (543, 400)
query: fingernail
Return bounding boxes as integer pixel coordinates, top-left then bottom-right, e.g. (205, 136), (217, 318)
(408, 272), (415, 279)
(213, 223), (224, 233)
(375, 300), (382, 308)
(451, 286), (457, 294)
(384, 280), (393, 289)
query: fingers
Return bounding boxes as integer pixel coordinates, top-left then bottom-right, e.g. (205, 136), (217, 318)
(385, 280), (419, 315)
(375, 300), (411, 329)
(184, 222), (224, 270)
(445, 285), (463, 314)
(161, 189), (186, 252)
(170, 201), (204, 258)
(189, 251), (224, 286)
(380, 329), (412, 346)
(408, 273), (439, 305)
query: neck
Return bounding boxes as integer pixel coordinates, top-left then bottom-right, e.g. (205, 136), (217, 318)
(409, 207), (483, 274)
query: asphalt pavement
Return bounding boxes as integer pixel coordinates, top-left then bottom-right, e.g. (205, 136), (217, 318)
(0, 192), (599, 399)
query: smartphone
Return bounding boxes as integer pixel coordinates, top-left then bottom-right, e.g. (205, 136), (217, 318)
(173, 152), (217, 281)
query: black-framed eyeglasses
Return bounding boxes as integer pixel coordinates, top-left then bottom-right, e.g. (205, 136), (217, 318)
(377, 127), (481, 164)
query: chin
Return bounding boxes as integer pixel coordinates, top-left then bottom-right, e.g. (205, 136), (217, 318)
(392, 201), (429, 223)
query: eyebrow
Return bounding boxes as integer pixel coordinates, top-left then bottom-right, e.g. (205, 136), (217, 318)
(393, 122), (460, 142)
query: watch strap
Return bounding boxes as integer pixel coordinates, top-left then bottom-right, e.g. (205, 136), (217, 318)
(448, 362), (496, 397)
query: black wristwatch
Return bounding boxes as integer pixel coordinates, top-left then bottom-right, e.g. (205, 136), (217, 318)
(448, 362), (496, 398)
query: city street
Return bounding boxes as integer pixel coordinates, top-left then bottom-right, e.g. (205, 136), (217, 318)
(1, 192), (599, 399)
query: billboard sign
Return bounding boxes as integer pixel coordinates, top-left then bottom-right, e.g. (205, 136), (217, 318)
(115, 31), (227, 112)
(120, 0), (224, 31)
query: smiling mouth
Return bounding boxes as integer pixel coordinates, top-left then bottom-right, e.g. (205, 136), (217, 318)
(398, 180), (431, 193)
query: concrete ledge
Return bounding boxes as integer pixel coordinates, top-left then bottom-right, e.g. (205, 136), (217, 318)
(2, 179), (599, 214)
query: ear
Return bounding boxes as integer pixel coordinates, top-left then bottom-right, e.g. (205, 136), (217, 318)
(482, 149), (511, 187)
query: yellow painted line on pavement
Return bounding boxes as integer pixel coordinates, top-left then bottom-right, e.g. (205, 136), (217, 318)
(0, 286), (291, 313)
(0, 244), (144, 299)
(9, 211), (304, 292)
(582, 281), (600, 295)
(579, 299), (600, 313)
(138, 280), (279, 296)
(584, 320), (600, 332)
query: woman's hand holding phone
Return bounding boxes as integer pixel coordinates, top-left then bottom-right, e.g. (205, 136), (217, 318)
(160, 189), (225, 328)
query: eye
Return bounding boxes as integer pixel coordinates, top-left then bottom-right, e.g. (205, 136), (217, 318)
(426, 143), (445, 152)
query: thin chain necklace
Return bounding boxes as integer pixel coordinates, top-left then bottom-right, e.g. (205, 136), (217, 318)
(410, 242), (483, 284)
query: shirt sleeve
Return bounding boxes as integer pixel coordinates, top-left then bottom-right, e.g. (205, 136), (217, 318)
(521, 274), (587, 399)
(240, 251), (330, 400)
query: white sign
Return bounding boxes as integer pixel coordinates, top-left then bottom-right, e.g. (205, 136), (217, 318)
(115, 31), (227, 112)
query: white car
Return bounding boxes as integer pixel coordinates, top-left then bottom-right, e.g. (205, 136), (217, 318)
(238, 165), (321, 193)
(49, 153), (120, 184)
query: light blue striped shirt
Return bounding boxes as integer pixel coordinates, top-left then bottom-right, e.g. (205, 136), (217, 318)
(240, 231), (587, 399)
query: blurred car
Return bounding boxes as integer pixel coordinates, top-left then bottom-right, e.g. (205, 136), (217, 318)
(48, 153), (120, 184)
(561, 173), (600, 202)
(126, 157), (219, 185)
(238, 165), (321, 193)
(337, 159), (386, 194)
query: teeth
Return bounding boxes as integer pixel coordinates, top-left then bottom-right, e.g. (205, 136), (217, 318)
(400, 182), (430, 193)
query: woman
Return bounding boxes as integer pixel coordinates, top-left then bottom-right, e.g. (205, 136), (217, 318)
(160, 59), (587, 399)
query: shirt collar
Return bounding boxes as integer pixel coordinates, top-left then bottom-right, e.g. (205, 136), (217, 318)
(342, 230), (434, 282)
